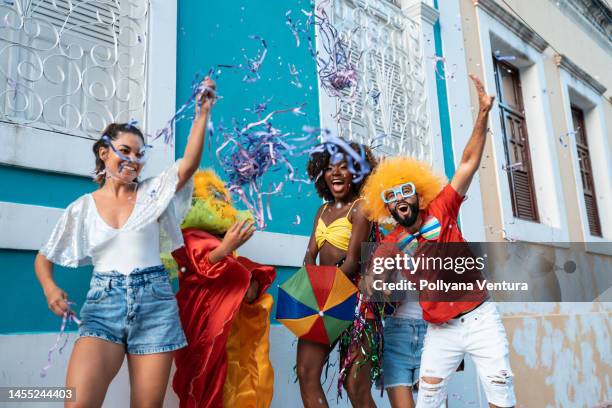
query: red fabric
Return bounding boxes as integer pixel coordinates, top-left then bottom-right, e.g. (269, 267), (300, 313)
(171, 228), (276, 408)
(383, 184), (488, 324)
(306, 264), (336, 310)
(301, 316), (329, 344)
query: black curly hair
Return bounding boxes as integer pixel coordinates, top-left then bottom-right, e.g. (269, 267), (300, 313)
(307, 140), (377, 202)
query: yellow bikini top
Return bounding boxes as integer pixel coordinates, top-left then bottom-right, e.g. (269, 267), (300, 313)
(315, 199), (362, 252)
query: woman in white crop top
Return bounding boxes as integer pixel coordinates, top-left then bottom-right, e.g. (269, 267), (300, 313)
(34, 78), (217, 408)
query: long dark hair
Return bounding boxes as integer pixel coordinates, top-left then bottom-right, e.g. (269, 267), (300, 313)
(93, 122), (145, 186)
(307, 140), (377, 202)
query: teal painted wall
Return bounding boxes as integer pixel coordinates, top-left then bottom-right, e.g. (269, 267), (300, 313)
(0, 167), (96, 334)
(175, 0), (322, 236)
(432, 0), (456, 181)
(0, 0), (324, 334)
(0, 165), (95, 209)
(0, 249), (92, 334)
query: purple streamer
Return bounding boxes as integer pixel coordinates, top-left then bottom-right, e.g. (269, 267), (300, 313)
(218, 35), (268, 83)
(152, 68), (219, 144)
(215, 103), (313, 229)
(40, 301), (81, 378)
(302, 126), (372, 183)
(286, 2), (360, 99)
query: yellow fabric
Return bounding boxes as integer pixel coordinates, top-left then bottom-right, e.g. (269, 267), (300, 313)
(223, 294), (274, 408)
(276, 315), (320, 338)
(322, 268), (358, 311)
(181, 169), (253, 235)
(315, 217), (352, 251)
(314, 200), (362, 251)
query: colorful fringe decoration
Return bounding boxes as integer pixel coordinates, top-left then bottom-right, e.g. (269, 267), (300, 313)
(336, 223), (385, 398)
(337, 296), (385, 398)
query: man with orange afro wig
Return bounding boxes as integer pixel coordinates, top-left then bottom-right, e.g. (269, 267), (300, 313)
(362, 76), (516, 408)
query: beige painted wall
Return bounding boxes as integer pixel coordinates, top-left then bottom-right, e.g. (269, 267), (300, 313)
(456, 1), (611, 406)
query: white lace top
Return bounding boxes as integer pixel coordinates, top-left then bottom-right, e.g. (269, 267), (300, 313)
(40, 160), (193, 270)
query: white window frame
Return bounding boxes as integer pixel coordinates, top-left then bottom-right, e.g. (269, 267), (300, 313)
(476, 9), (570, 244)
(558, 67), (612, 253)
(316, 0), (439, 163)
(0, 0), (176, 179)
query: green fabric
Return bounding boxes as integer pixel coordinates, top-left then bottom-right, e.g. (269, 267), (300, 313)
(279, 267), (319, 312)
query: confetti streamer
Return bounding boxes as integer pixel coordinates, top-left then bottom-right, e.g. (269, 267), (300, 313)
(303, 126), (372, 183)
(285, 9), (303, 47)
(502, 162), (523, 172)
(245, 97), (273, 116)
(288, 63), (303, 89)
(558, 129), (578, 148)
(290, 1), (361, 99)
(494, 50), (517, 61)
(152, 69), (218, 144)
(430, 55), (457, 81)
(219, 35), (268, 84)
(40, 301), (81, 378)
(102, 135), (152, 170)
(215, 103), (313, 229)
(369, 89), (381, 106)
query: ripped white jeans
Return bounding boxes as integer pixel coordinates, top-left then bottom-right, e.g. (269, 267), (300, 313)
(416, 301), (516, 407)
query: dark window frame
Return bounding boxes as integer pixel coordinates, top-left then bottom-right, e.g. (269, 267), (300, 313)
(571, 106), (602, 237)
(493, 58), (540, 222)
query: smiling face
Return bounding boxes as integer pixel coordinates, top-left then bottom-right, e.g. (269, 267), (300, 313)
(387, 193), (421, 228)
(324, 159), (354, 201)
(98, 131), (145, 184)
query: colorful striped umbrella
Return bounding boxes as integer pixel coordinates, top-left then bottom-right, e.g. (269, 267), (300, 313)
(276, 265), (358, 345)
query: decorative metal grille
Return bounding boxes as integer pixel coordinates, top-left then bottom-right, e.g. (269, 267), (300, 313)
(0, 0), (149, 139)
(329, 0), (431, 161)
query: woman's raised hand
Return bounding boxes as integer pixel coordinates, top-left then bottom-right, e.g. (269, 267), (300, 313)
(195, 77), (217, 119)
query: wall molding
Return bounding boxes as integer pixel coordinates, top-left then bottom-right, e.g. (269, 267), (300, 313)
(557, 0), (612, 55)
(403, 1), (440, 26)
(473, 0), (548, 53)
(0, 202), (309, 267)
(555, 54), (607, 95)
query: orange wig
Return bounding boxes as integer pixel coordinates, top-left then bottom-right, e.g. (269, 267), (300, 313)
(361, 156), (446, 222)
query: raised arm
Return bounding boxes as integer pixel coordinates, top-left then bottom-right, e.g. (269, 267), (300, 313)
(303, 205), (325, 265)
(177, 78), (217, 192)
(450, 74), (495, 196)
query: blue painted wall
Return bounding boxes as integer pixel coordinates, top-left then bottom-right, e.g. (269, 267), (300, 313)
(175, 0), (322, 236)
(0, 166), (96, 334)
(432, 0), (456, 180)
(0, 0), (323, 334)
(0, 165), (95, 208)
(0, 249), (92, 333)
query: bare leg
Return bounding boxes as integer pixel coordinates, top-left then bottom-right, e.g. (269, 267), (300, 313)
(127, 351), (174, 408)
(343, 336), (376, 408)
(296, 339), (333, 408)
(65, 337), (126, 408)
(387, 386), (414, 408)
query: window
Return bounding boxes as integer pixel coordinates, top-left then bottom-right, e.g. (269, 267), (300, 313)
(0, 0), (148, 138)
(571, 106), (602, 237)
(493, 57), (539, 222)
(319, 0), (432, 160)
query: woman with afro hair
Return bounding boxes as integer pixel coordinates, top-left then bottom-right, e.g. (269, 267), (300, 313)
(297, 140), (380, 408)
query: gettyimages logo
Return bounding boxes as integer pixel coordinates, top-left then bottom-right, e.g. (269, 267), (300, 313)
(359, 241), (612, 303)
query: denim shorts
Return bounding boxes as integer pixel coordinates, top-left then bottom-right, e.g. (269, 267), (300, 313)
(382, 316), (427, 388)
(78, 265), (187, 355)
